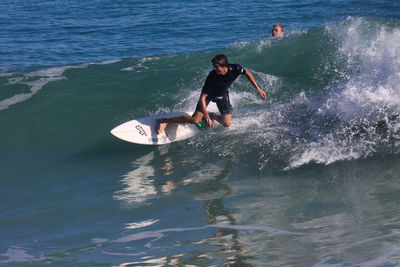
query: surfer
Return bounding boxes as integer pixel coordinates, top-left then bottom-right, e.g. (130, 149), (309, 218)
(272, 24), (285, 37)
(156, 54), (266, 134)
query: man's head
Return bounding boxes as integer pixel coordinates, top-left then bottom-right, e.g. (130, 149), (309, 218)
(212, 54), (229, 75)
(272, 24), (285, 37)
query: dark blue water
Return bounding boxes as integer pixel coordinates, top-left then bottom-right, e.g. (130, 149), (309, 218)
(2, 0), (399, 69)
(2, 1), (400, 266)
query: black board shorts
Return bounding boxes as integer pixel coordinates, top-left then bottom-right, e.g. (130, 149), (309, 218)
(196, 93), (233, 115)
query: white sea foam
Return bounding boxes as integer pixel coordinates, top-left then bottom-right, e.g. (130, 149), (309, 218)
(0, 246), (45, 263)
(331, 18), (400, 116)
(0, 76), (65, 111)
(0, 60), (121, 111)
(125, 219), (159, 230)
(111, 223), (306, 247)
(286, 19), (400, 168)
(120, 57), (160, 72)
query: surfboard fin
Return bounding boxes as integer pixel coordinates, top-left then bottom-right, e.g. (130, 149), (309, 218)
(196, 118), (206, 129)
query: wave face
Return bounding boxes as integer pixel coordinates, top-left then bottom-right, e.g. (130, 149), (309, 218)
(2, 17), (400, 170)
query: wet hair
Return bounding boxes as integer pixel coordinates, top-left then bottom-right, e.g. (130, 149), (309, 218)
(273, 24), (285, 32)
(212, 54), (229, 67)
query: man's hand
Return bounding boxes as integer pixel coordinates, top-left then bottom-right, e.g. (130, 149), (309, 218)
(258, 89), (266, 100)
(204, 114), (213, 127)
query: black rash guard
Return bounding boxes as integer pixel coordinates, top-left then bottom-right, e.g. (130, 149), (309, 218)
(201, 63), (246, 100)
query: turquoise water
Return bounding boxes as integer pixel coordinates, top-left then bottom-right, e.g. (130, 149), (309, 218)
(2, 1), (400, 266)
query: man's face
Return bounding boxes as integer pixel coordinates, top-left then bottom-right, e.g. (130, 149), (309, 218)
(272, 26), (284, 37)
(213, 63), (228, 75)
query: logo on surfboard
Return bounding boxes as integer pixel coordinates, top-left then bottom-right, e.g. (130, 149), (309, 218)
(135, 125), (147, 136)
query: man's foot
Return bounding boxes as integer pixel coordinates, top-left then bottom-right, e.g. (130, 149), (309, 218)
(156, 119), (168, 134)
(211, 120), (220, 128)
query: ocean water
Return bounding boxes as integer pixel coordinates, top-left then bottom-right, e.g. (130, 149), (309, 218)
(2, 1), (400, 266)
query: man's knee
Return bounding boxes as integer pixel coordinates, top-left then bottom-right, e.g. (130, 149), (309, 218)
(192, 112), (203, 124)
(193, 117), (202, 124)
(222, 121), (231, 127)
(221, 115), (231, 127)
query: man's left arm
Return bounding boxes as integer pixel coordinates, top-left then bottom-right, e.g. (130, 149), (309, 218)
(244, 70), (266, 100)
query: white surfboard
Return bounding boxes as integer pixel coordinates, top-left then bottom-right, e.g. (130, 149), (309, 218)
(111, 112), (202, 145)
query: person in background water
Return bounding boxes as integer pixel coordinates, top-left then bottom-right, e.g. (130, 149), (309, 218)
(156, 54), (266, 134)
(272, 24), (285, 37)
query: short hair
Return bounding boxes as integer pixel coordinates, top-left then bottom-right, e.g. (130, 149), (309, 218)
(212, 54), (229, 67)
(273, 24), (285, 31)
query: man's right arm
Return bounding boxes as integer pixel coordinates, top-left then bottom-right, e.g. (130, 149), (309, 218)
(200, 72), (215, 127)
(199, 93), (212, 127)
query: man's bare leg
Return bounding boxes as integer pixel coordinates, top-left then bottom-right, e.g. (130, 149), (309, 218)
(221, 114), (231, 127)
(157, 111), (204, 134)
(208, 113), (231, 127)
